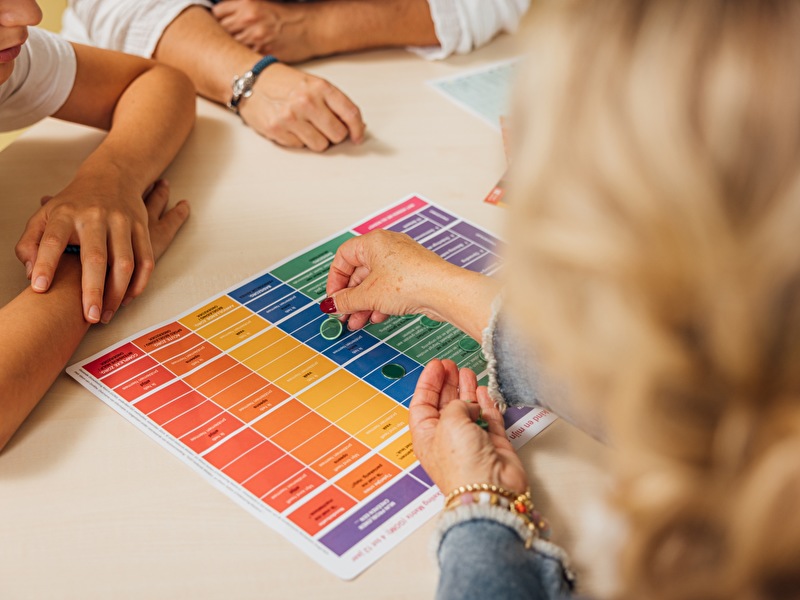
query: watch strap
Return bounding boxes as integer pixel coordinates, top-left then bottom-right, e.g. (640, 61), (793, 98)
(228, 55), (280, 115)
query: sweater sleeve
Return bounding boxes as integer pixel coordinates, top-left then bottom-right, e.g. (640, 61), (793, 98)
(62, 0), (213, 58)
(482, 298), (607, 441)
(409, 0), (530, 60)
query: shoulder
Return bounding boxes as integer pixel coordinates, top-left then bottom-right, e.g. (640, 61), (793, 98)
(0, 29), (77, 131)
(24, 28), (76, 65)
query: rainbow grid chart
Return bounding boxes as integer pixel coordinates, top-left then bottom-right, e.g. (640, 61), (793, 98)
(68, 196), (556, 579)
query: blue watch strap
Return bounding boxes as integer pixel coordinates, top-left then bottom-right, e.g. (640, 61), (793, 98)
(251, 55), (279, 76)
(228, 55), (280, 114)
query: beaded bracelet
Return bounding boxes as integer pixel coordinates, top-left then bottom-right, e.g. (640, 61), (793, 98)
(443, 483), (551, 548)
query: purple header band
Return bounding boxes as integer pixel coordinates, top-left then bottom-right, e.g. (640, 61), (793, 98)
(319, 475), (426, 556)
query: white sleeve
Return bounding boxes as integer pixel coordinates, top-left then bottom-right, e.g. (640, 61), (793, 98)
(62, 0), (213, 58)
(0, 28), (77, 131)
(409, 0), (530, 60)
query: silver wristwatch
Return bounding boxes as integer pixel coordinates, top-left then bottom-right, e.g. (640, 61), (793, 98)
(227, 70), (257, 115)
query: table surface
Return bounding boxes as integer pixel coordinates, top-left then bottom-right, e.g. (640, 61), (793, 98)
(0, 35), (611, 599)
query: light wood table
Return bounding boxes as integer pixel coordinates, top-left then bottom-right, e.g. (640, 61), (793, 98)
(0, 35), (611, 599)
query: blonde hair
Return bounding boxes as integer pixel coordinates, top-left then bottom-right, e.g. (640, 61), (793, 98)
(506, 1), (800, 598)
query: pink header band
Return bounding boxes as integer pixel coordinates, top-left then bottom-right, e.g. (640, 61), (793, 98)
(353, 196), (427, 235)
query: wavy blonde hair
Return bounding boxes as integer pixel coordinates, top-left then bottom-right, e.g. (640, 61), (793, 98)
(506, 1), (800, 598)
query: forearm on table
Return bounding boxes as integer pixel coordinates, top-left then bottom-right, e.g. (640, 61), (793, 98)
(89, 66), (195, 193)
(304, 0), (438, 56)
(0, 258), (89, 452)
(154, 6), (261, 104)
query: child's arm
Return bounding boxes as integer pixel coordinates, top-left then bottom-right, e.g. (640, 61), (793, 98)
(0, 182), (188, 453)
(14, 44), (195, 325)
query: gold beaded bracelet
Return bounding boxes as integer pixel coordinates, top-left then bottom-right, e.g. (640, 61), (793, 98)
(443, 483), (551, 548)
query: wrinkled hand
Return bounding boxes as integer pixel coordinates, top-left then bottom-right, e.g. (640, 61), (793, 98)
(238, 63), (365, 151)
(213, 0), (317, 63)
(15, 180), (188, 324)
(321, 229), (455, 330)
(410, 359), (529, 496)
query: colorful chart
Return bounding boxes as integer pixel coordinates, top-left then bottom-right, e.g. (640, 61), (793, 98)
(67, 196), (556, 579)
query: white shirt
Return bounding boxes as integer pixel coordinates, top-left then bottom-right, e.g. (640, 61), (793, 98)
(0, 28), (77, 132)
(62, 0), (529, 60)
(415, 0), (530, 59)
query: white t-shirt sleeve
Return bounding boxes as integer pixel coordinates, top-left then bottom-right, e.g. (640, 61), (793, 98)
(62, 0), (213, 58)
(410, 0), (530, 60)
(0, 28), (77, 132)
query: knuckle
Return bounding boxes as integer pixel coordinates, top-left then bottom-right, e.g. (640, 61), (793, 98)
(114, 256), (136, 277)
(264, 121), (283, 137)
(310, 79), (331, 93)
(293, 95), (314, 112)
(81, 206), (107, 224)
(139, 258), (155, 276)
(82, 252), (107, 268)
(84, 285), (104, 298)
(39, 232), (65, 250)
(281, 109), (298, 124)
(343, 105), (362, 123)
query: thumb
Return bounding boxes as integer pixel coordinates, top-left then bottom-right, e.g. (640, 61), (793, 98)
(320, 283), (374, 316)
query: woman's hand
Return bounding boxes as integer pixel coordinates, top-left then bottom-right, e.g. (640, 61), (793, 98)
(322, 229), (500, 340)
(409, 359), (529, 496)
(322, 229), (457, 330)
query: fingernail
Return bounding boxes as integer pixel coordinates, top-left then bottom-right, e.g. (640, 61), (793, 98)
(101, 310), (114, 324)
(32, 276), (48, 291)
(319, 297), (337, 314)
(161, 178), (170, 187)
(121, 297), (133, 307)
(88, 305), (101, 322)
(25, 262), (32, 279)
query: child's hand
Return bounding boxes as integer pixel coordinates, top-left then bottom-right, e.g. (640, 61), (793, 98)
(409, 359), (529, 496)
(143, 180), (190, 262)
(15, 179), (184, 324)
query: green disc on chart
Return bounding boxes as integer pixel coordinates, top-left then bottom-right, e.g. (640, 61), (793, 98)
(400, 313), (417, 320)
(381, 363), (406, 380)
(420, 316), (443, 329)
(479, 349), (488, 362)
(458, 337), (481, 353)
(320, 317), (343, 340)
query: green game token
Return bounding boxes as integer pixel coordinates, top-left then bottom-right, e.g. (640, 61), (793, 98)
(381, 363), (406, 380)
(320, 318), (343, 340)
(420, 316), (443, 329)
(458, 337), (481, 352)
(479, 350), (487, 362)
(400, 313), (416, 320)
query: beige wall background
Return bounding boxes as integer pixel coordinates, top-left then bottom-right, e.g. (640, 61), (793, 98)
(0, 0), (68, 151)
